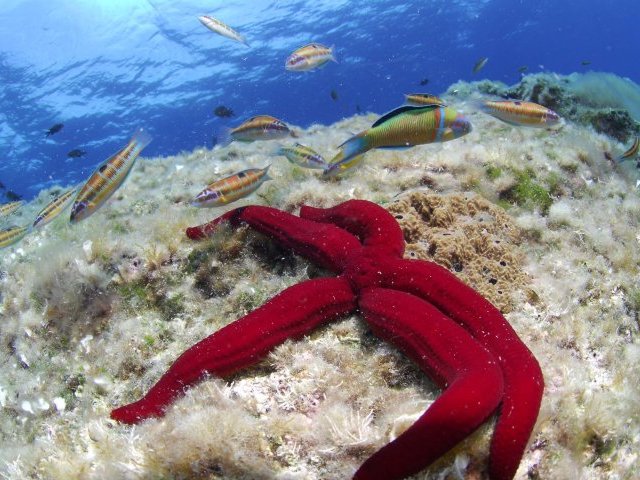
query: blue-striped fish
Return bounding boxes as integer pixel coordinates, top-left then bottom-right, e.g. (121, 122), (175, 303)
(617, 137), (639, 162)
(33, 188), (77, 229)
(285, 43), (336, 72)
(191, 166), (271, 207)
(220, 115), (295, 146)
(0, 225), (29, 249)
(404, 93), (447, 107)
(275, 143), (327, 169)
(479, 100), (560, 127)
(325, 105), (472, 175)
(0, 200), (23, 219)
(70, 129), (152, 223)
(198, 15), (249, 47)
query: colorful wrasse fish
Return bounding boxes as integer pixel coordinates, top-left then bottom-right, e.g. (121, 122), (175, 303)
(322, 154), (366, 178)
(285, 43), (336, 72)
(191, 166), (271, 207)
(617, 137), (640, 162)
(479, 100), (560, 127)
(0, 225), (29, 249)
(198, 15), (249, 47)
(220, 115), (294, 146)
(275, 143), (327, 169)
(325, 105), (472, 175)
(70, 128), (152, 223)
(473, 57), (488, 74)
(0, 200), (23, 218)
(33, 188), (77, 229)
(404, 93), (447, 107)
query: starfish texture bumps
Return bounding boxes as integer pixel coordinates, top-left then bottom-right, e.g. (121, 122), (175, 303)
(111, 199), (544, 480)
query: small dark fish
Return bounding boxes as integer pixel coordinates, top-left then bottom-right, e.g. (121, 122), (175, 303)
(0, 181), (5, 189)
(581, 60), (591, 66)
(473, 57), (488, 74)
(419, 78), (429, 86)
(67, 149), (87, 158)
(330, 89), (338, 101)
(5, 190), (22, 201)
(214, 105), (234, 118)
(517, 65), (528, 73)
(46, 123), (64, 137)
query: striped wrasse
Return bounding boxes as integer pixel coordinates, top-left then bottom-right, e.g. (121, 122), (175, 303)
(404, 93), (447, 107)
(325, 105), (472, 175)
(322, 154), (365, 178)
(617, 137), (639, 162)
(0, 200), (23, 219)
(479, 100), (560, 127)
(70, 128), (152, 223)
(0, 225), (29, 249)
(221, 115), (294, 146)
(191, 166), (271, 207)
(198, 15), (249, 47)
(33, 188), (77, 229)
(285, 43), (336, 72)
(275, 143), (327, 169)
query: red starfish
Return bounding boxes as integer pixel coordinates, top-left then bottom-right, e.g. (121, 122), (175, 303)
(111, 199), (543, 480)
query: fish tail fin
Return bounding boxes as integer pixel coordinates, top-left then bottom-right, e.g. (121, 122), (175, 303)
(240, 35), (250, 47)
(330, 44), (338, 63)
(271, 146), (285, 157)
(337, 131), (369, 163)
(263, 164), (272, 181)
(131, 128), (153, 151)
(290, 130), (299, 138)
(216, 127), (234, 148)
(470, 98), (490, 113)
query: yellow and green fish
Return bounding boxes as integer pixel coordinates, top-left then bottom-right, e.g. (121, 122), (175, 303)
(0, 200), (23, 219)
(33, 188), (77, 229)
(0, 225), (29, 249)
(285, 43), (336, 71)
(70, 128), (152, 223)
(323, 104), (472, 177)
(479, 100), (560, 127)
(404, 93), (447, 107)
(191, 166), (271, 207)
(198, 15), (249, 47)
(617, 137), (639, 162)
(220, 115), (295, 146)
(275, 143), (327, 169)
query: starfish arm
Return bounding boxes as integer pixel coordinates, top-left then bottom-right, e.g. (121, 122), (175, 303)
(299, 199), (405, 258)
(111, 276), (356, 424)
(186, 205), (360, 271)
(354, 288), (503, 480)
(383, 259), (544, 480)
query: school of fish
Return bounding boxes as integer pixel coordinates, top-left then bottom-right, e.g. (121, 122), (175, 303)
(11, 12), (640, 255)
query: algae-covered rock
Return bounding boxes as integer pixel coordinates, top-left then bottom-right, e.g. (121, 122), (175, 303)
(449, 72), (640, 142)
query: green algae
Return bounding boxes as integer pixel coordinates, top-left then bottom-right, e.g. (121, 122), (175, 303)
(485, 165), (502, 180)
(500, 168), (553, 214)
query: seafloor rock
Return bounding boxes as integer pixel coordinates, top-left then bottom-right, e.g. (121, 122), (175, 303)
(449, 72), (640, 142)
(387, 191), (529, 313)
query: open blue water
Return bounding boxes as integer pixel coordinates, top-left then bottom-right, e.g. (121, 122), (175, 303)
(1, 0), (638, 200)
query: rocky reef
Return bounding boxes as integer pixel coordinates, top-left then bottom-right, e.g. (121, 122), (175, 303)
(1, 89), (639, 479)
(449, 71), (640, 142)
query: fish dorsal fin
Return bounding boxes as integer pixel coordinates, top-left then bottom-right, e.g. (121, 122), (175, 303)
(372, 105), (439, 128)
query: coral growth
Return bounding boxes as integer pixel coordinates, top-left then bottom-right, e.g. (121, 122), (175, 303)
(388, 192), (528, 312)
